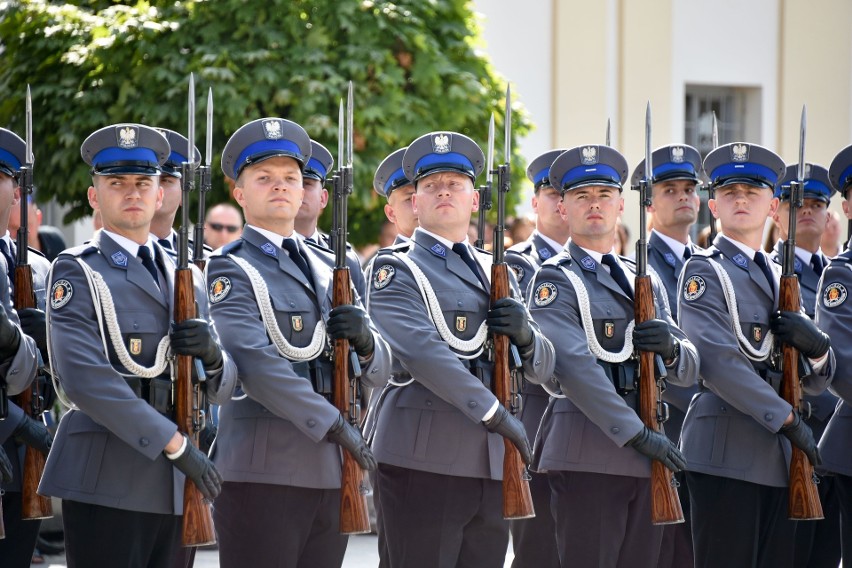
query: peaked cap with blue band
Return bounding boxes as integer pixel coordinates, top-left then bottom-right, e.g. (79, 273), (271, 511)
(526, 149), (567, 191)
(549, 145), (628, 193)
(81, 124), (170, 176)
(703, 142), (785, 190)
(774, 163), (834, 203)
(0, 128), (26, 178)
(304, 140), (334, 183)
(630, 144), (702, 188)
(221, 118), (312, 180)
(402, 131), (485, 184)
(155, 128), (201, 179)
(373, 147), (411, 198)
(828, 144), (852, 197)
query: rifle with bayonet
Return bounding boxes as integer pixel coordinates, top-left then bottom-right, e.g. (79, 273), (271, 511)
(779, 106), (824, 520)
(331, 82), (371, 535)
(491, 85), (535, 520)
(13, 85), (53, 521)
(174, 73), (217, 546)
(707, 113), (719, 244)
(475, 117), (495, 250)
(635, 102), (685, 525)
(193, 88), (213, 272)
(606, 118), (611, 147)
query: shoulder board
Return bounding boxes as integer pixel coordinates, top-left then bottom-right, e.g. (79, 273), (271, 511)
(377, 241), (412, 255)
(692, 247), (720, 258)
(472, 245), (492, 256)
(218, 239), (243, 256)
(507, 240), (533, 255)
(58, 242), (98, 258)
(543, 254), (570, 268)
(828, 250), (852, 264)
(304, 238), (334, 254)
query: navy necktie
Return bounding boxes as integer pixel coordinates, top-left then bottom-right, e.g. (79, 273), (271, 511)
(0, 240), (14, 285)
(282, 239), (314, 288)
(601, 254), (634, 300)
(452, 243), (486, 288)
(683, 246), (692, 261)
(157, 237), (173, 251)
(810, 253), (824, 276)
(753, 252), (775, 292)
(137, 246), (160, 286)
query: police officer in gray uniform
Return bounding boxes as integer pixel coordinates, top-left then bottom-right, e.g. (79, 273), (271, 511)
(769, 162), (841, 568)
(525, 145), (698, 568)
(0, 127), (53, 568)
(372, 147), (417, 246)
(207, 118), (390, 568)
(679, 143), (835, 568)
(367, 131), (554, 568)
(295, 139), (367, 300)
(630, 143), (703, 568)
(816, 144), (852, 564)
(40, 123), (236, 567)
(504, 148), (568, 568)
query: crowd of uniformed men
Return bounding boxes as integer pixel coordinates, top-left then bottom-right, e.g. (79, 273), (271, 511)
(0, 101), (850, 568)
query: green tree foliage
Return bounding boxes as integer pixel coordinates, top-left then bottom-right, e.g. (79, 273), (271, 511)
(0, 0), (530, 245)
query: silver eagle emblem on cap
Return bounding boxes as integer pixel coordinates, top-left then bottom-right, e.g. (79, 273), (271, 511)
(732, 143), (749, 162)
(581, 146), (598, 165)
(671, 146), (684, 163)
(262, 119), (283, 140)
(118, 126), (138, 149)
(432, 133), (450, 154)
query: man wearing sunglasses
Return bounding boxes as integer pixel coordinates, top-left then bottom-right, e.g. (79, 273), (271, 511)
(204, 202), (243, 250)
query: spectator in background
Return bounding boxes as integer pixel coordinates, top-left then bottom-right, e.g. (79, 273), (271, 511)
(508, 213), (535, 244)
(821, 209), (842, 258)
(614, 217), (631, 256)
(204, 202), (243, 250)
(8, 196), (67, 261)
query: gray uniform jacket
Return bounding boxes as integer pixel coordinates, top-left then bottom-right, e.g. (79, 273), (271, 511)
(678, 235), (834, 488)
(315, 231), (367, 302)
(206, 226), (390, 489)
(769, 240), (837, 436)
(815, 249), (852, 477)
(367, 228), (554, 480)
(0, 250), (40, 396)
(0, 247), (51, 493)
(647, 231), (700, 442)
(40, 231), (236, 514)
(525, 241), (698, 477)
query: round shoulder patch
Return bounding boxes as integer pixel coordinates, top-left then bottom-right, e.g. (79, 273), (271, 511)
(510, 264), (525, 282)
(823, 282), (847, 308)
(683, 275), (706, 302)
(209, 276), (232, 304)
(374, 264), (395, 290)
(51, 279), (73, 310)
(533, 282), (558, 306)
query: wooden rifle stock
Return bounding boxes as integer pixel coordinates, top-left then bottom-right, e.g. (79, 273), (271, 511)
(779, 275), (823, 520)
(332, 266), (371, 534)
(635, 275), (684, 525)
(13, 264), (52, 520)
(174, 268), (217, 545)
(491, 263), (535, 519)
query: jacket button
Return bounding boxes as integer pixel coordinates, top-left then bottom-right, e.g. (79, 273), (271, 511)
(457, 301), (463, 307)
(611, 427), (620, 434)
(133, 322), (139, 329)
(720, 406), (727, 412)
(765, 413), (773, 421)
(468, 401), (477, 408)
(534, 360), (541, 366)
(139, 438), (149, 447)
(307, 419), (316, 427)
(290, 301), (296, 308)
(425, 400), (432, 406)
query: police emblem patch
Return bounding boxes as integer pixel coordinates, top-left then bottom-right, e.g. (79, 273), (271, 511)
(51, 279), (73, 310)
(539, 248), (552, 260)
(664, 252), (677, 267)
(129, 338), (142, 355)
(430, 243), (446, 257)
(580, 256), (596, 271)
(732, 143), (749, 162)
(534, 282), (558, 306)
(732, 253), (748, 269)
(510, 264), (525, 281)
(111, 251), (129, 267)
(209, 276), (232, 304)
(374, 264), (395, 290)
(260, 242), (278, 257)
(291, 315), (303, 332)
(262, 119), (283, 140)
(794, 257), (803, 273)
(752, 325), (762, 343)
(118, 126), (138, 149)
(604, 321), (615, 338)
(455, 316), (467, 332)
(823, 282), (847, 308)
(683, 275), (706, 301)
(432, 133), (451, 154)
(581, 146), (598, 165)
(671, 146), (685, 163)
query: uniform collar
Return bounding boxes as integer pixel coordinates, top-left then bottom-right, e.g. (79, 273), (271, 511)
(417, 227), (470, 250)
(718, 234), (759, 260)
(102, 229), (154, 258)
(534, 230), (566, 255)
(247, 223), (301, 247)
(651, 229), (691, 260)
(574, 244), (618, 266)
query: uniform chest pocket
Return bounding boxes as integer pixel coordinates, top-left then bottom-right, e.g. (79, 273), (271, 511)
(435, 289), (485, 340)
(590, 301), (629, 349)
(737, 301), (770, 348)
(115, 310), (165, 362)
(269, 288), (322, 343)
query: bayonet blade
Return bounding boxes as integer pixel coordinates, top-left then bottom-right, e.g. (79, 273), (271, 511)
(188, 73), (195, 164)
(25, 85), (33, 165)
(606, 118), (611, 147)
(347, 81), (354, 167)
(337, 99), (344, 170)
(486, 115), (495, 175)
(797, 105), (807, 184)
(504, 84), (511, 164)
(205, 88), (213, 167)
(711, 111), (719, 149)
(644, 102), (652, 184)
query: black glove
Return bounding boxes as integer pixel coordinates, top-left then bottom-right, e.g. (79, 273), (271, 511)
(0, 444), (13, 484)
(626, 426), (686, 473)
(770, 311), (831, 359)
(198, 423), (218, 455)
(327, 305), (374, 358)
(483, 405), (533, 465)
(486, 298), (533, 349)
(168, 436), (223, 500)
(18, 307), (48, 361)
(780, 412), (821, 467)
(13, 414), (53, 456)
(326, 414), (376, 471)
(169, 319), (223, 369)
(632, 319), (678, 360)
(0, 305), (21, 361)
